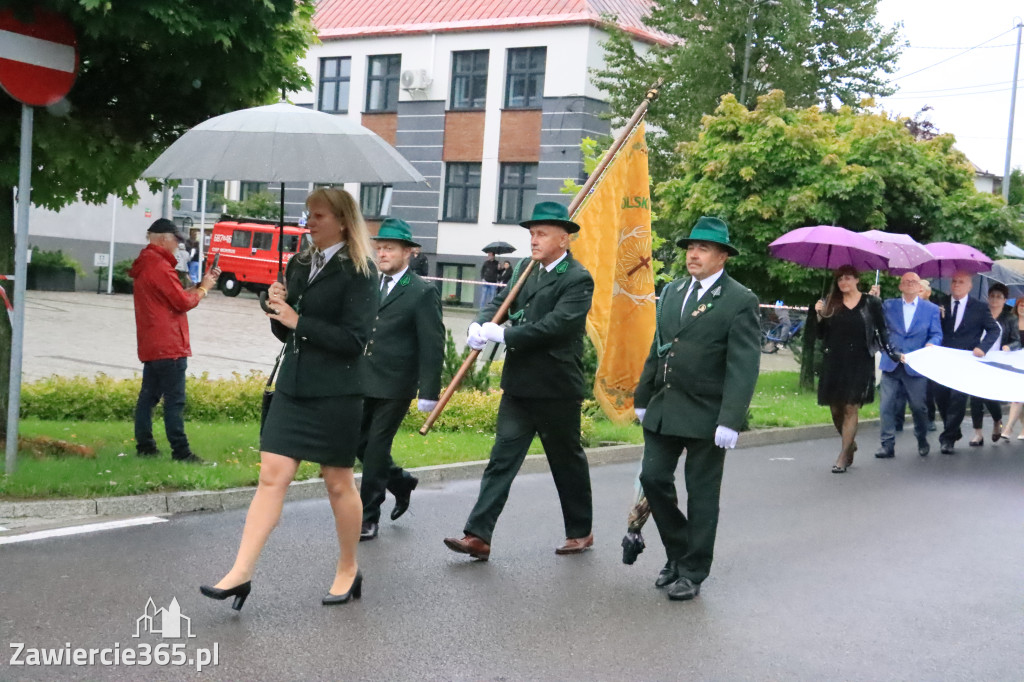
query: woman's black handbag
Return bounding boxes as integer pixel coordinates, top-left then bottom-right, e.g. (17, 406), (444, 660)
(260, 345), (285, 435)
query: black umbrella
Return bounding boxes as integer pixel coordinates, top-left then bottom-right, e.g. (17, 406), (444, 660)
(482, 241), (516, 255)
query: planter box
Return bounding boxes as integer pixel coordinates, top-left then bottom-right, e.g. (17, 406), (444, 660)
(27, 265), (76, 292)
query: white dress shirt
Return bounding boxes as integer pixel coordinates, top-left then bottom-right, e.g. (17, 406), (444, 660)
(380, 265), (409, 297)
(681, 268), (725, 312)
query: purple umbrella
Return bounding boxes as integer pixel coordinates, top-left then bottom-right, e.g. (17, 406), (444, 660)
(861, 230), (934, 273)
(900, 242), (993, 278)
(769, 225), (889, 271)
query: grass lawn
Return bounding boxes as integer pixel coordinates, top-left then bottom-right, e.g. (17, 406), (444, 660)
(1, 372), (858, 501)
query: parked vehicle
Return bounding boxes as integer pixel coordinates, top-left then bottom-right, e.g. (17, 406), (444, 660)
(204, 218), (310, 297)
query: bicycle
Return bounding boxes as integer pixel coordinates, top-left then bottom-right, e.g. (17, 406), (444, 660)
(761, 316), (804, 354)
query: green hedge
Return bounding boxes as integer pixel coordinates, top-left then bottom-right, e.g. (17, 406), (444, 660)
(22, 372), (266, 422)
(21, 372), (597, 444)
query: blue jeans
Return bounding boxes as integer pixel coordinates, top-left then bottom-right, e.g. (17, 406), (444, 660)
(879, 366), (929, 449)
(480, 283), (498, 307)
(134, 357), (190, 457)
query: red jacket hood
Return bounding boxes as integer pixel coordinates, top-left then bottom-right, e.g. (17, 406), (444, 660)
(131, 244), (200, 363)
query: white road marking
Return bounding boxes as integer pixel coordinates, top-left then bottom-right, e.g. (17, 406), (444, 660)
(0, 31), (76, 72)
(0, 526), (7, 531)
(769, 457), (795, 461)
(0, 516), (166, 545)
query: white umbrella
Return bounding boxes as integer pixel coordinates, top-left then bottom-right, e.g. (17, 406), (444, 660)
(142, 102), (424, 184)
(142, 102), (426, 285)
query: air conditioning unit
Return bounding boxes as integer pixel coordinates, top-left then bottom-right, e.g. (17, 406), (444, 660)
(400, 69), (432, 91)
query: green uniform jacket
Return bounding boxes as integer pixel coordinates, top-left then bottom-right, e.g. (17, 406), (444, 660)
(476, 252), (594, 400)
(362, 270), (445, 401)
(635, 271), (761, 438)
(271, 246), (379, 398)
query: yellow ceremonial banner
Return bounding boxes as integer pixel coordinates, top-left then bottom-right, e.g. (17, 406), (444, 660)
(571, 122), (656, 424)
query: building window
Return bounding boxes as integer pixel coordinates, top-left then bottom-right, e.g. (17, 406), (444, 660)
(366, 54), (401, 112)
(360, 184), (392, 219)
(200, 180), (225, 214)
(496, 163), (537, 223)
(240, 182), (266, 201)
(450, 50), (488, 110)
(504, 47), (546, 109)
(443, 163), (482, 222)
(319, 57), (351, 113)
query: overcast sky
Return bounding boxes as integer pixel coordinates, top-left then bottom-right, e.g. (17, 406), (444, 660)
(876, 0), (1023, 176)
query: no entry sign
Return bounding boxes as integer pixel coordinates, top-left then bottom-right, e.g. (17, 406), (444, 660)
(0, 7), (78, 106)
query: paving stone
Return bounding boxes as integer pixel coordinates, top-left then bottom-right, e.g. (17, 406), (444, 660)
(11, 499), (97, 519)
(219, 487), (257, 510)
(167, 491), (223, 514)
(95, 494), (168, 516)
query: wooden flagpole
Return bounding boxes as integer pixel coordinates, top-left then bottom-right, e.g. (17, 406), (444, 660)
(419, 79), (664, 435)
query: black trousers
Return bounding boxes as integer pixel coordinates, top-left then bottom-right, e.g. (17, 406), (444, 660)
(970, 396), (1003, 429)
(935, 384), (969, 446)
(639, 429), (726, 585)
(134, 357), (190, 457)
(464, 395), (592, 545)
(355, 397), (416, 524)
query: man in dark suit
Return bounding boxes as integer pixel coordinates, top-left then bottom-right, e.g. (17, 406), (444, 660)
(874, 272), (943, 458)
(356, 218), (445, 540)
(444, 202), (595, 560)
(408, 246), (429, 277)
(634, 217), (761, 601)
(935, 270), (1001, 454)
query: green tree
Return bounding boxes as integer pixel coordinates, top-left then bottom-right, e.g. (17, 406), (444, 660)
(215, 191), (282, 221)
(0, 0), (316, 437)
(592, 0), (903, 181)
(657, 91), (1023, 302)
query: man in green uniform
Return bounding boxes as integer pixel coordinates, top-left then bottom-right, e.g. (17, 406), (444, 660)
(443, 202), (595, 560)
(357, 218), (445, 541)
(634, 217), (761, 601)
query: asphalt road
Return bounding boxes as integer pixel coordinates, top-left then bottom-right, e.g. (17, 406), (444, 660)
(2, 426), (1021, 681)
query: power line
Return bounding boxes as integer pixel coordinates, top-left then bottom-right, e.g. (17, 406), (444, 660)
(896, 78), (1020, 95)
(886, 86), (1016, 100)
(893, 27), (1018, 82)
(908, 43), (1015, 50)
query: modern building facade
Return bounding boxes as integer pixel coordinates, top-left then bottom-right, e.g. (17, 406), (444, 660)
(26, 1), (665, 296)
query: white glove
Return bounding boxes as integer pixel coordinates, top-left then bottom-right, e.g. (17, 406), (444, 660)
(714, 425), (739, 449)
(467, 322), (487, 350)
(417, 399), (438, 413)
(634, 408), (646, 424)
(481, 322), (505, 345)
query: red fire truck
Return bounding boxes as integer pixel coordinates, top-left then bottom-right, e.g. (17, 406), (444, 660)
(204, 218), (311, 296)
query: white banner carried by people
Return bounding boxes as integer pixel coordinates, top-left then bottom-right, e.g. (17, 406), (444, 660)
(905, 346), (1024, 402)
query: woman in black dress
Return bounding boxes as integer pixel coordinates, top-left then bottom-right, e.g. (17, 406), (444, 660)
(815, 265), (899, 473)
(498, 260), (513, 286)
(969, 283), (1019, 444)
(201, 188), (378, 609)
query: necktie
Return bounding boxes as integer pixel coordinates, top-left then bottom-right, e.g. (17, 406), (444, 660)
(681, 280), (703, 322)
(952, 299), (960, 331)
(380, 275), (392, 302)
(310, 250), (325, 281)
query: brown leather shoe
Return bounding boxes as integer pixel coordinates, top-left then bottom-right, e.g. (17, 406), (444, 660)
(555, 533), (594, 555)
(443, 534), (490, 560)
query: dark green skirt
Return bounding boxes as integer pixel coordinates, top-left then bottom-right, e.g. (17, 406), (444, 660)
(260, 391), (362, 467)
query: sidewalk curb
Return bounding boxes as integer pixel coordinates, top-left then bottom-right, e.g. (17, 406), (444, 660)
(0, 422), (867, 522)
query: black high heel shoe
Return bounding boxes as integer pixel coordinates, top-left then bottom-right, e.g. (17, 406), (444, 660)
(199, 581), (252, 611)
(322, 571), (362, 606)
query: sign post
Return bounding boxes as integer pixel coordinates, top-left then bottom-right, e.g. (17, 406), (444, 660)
(0, 8), (78, 473)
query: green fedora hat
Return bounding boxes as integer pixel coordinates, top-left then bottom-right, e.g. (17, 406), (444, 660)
(519, 201), (580, 234)
(675, 216), (739, 256)
(371, 217), (420, 247)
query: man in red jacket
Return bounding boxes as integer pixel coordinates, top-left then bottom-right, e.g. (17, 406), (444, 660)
(130, 219), (220, 463)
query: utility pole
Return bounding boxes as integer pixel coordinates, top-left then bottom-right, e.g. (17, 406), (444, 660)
(740, 0), (780, 108)
(1003, 19), (1022, 203)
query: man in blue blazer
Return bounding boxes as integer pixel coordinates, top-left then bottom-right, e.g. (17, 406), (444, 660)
(935, 270), (1001, 454)
(874, 272), (942, 458)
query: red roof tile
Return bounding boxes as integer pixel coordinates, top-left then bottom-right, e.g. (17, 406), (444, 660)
(314, 0), (672, 44)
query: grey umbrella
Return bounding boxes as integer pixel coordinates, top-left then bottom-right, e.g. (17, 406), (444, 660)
(142, 102), (426, 281)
